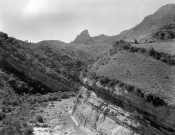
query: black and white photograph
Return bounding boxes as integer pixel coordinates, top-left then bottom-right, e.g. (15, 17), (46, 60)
(0, 0), (175, 134)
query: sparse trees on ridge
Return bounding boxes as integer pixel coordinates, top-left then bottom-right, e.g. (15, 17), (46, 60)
(112, 40), (175, 65)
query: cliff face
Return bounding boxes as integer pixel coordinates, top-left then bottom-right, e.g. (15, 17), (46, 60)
(71, 77), (175, 135)
(71, 87), (139, 135)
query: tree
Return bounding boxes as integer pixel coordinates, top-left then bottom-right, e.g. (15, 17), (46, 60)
(134, 39), (138, 44)
(148, 47), (156, 57)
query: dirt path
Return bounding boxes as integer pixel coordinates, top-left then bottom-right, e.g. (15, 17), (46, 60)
(33, 97), (94, 135)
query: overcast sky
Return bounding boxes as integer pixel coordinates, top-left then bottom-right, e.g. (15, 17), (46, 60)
(0, 0), (174, 43)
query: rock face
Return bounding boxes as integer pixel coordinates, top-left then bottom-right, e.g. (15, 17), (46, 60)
(73, 30), (90, 42)
(72, 87), (139, 135)
(73, 30), (95, 45)
(71, 77), (175, 135)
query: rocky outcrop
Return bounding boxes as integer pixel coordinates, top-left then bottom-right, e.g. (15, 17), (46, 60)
(71, 77), (175, 135)
(72, 30), (95, 45)
(72, 87), (140, 135)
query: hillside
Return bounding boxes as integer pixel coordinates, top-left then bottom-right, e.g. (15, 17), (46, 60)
(133, 39), (175, 55)
(88, 40), (175, 106)
(0, 32), (85, 93)
(117, 3), (175, 42)
(33, 33), (112, 63)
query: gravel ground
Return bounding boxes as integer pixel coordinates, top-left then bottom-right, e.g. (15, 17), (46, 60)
(33, 97), (94, 135)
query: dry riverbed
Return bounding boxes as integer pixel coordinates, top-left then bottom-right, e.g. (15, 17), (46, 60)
(33, 97), (94, 135)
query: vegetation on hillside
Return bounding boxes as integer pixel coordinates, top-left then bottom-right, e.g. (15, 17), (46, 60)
(0, 69), (75, 135)
(111, 40), (175, 65)
(0, 32), (79, 135)
(152, 24), (175, 40)
(86, 73), (167, 107)
(0, 32), (87, 93)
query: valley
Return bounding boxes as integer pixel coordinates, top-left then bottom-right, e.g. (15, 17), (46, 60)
(1, 3), (175, 135)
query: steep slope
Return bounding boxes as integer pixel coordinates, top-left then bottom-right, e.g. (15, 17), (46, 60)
(117, 3), (175, 42)
(71, 76), (175, 135)
(0, 32), (86, 94)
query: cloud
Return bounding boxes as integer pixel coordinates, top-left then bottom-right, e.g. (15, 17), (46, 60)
(22, 0), (53, 17)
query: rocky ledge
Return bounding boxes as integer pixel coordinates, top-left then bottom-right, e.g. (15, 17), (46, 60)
(71, 77), (175, 135)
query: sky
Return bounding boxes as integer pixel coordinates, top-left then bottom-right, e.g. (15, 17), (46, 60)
(0, 0), (174, 43)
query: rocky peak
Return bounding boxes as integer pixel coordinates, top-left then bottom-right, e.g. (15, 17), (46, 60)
(79, 29), (90, 37)
(73, 29), (91, 44)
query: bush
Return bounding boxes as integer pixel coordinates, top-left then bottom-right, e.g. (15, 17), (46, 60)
(125, 85), (134, 92)
(36, 115), (44, 123)
(108, 79), (117, 87)
(148, 47), (156, 57)
(118, 82), (124, 87)
(10, 98), (20, 106)
(0, 112), (5, 120)
(90, 74), (167, 107)
(61, 93), (70, 99)
(145, 94), (166, 107)
(22, 126), (33, 135)
(2, 105), (11, 113)
(100, 77), (110, 85)
(48, 93), (59, 101)
(134, 39), (138, 44)
(2, 117), (21, 135)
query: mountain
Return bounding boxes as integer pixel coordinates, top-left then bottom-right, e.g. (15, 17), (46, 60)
(117, 3), (175, 42)
(71, 3), (175, 45)
(75, 4), (175, 134)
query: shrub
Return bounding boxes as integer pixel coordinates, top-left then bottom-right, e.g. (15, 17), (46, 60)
(48, 93), (58, 101)
(148, 47), (156, 57)
(85, 90), (91, 98)
(103, 107), (110, 116)
(125, 85), (134, 92)
(61, 93), (70, 99)
(2, 117), (21, 135)
(134, 39), (138, 44)
(123, 44), (130, 50)
(0, 112), (5, 120)
(146, 94), (154, 103)
(36, 115), (44, 123)
(138, 48), (147, 54)
(135, 88), (144, 98)
(145, 94), (166, 107)
(118, 82), (124, 87)
(22, 126), (33, 135)
(152, 96), (166, 107)
(100, 77), (110, 85)
(2, 105), (11, 113)
(10, 98), (20, 106)
(108, 79), (117, 87)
